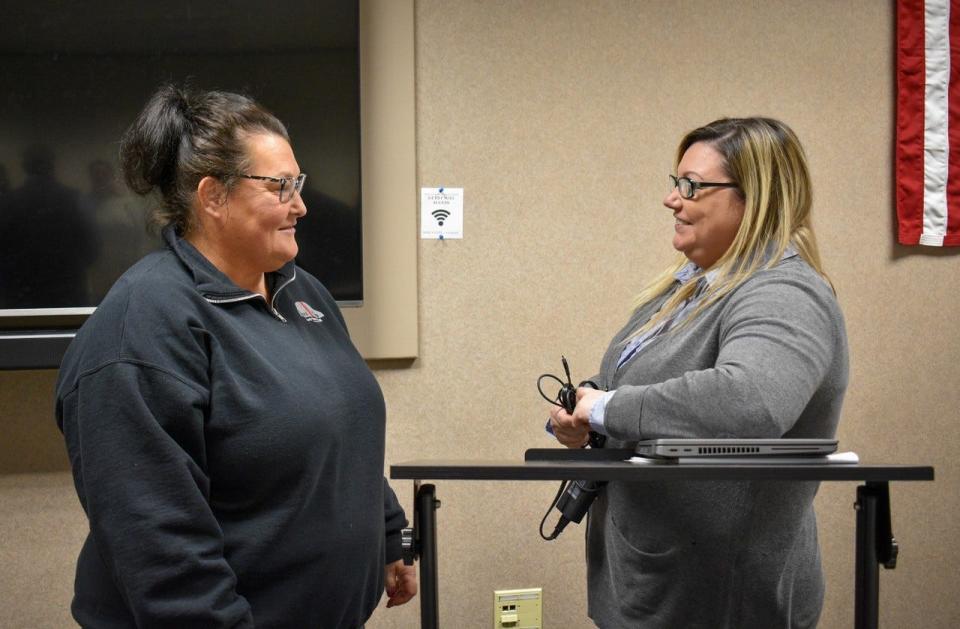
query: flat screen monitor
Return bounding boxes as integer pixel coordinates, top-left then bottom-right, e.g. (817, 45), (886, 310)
(0, 0), (363, 347)
(0, 0), (363, 354)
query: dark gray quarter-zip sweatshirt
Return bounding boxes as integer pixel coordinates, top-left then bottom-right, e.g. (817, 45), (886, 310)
(56, 227), (406, 629)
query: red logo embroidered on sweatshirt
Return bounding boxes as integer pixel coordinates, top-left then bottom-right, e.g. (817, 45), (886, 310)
(295, 301), (325, 323)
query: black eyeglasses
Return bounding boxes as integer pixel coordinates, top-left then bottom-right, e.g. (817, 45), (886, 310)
(668, 174), (738, 200)
(231, 173), (307, 203)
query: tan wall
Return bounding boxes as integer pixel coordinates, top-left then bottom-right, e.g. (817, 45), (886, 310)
(2, 1), (959, 627)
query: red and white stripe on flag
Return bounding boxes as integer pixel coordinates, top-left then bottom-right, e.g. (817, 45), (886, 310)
(896, 0), (960, 246)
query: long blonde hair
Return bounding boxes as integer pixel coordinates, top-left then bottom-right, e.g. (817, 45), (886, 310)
(630, 117), (831, 338)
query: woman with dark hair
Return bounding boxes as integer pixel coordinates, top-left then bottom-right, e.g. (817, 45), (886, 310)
(56, 85), (416, 628)
(549, 117), (848, 628)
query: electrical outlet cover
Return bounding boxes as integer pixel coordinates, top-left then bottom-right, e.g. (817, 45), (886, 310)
(493, 588), (542, 629)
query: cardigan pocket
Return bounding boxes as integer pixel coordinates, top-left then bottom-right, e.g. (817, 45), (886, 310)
(603, 512), (680, 622)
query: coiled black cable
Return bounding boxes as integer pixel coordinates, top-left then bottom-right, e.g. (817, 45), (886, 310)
(537, 356), (605, 540)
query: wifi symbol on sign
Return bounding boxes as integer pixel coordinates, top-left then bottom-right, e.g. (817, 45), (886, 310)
(432, 209), (451, 226)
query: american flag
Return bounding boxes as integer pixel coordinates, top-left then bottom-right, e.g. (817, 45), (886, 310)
(896, 0), (960, 246)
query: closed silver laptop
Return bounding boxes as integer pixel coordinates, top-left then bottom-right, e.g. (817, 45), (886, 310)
(634, 438), (838, 458)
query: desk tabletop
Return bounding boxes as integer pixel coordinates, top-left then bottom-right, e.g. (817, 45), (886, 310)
(391, 449), (934, 482)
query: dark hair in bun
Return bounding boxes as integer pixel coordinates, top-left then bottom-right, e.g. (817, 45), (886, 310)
(119, 85), (288, 234)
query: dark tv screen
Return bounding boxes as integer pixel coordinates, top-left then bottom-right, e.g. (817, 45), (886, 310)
(0, 0), (363, 326)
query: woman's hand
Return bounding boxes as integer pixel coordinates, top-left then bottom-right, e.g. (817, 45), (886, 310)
(574, 386), (606, 429)
(549, 386), (604, 448)
(384, 559), (418, 608)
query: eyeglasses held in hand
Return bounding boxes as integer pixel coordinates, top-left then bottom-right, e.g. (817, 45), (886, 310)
(668, 174), (737, 200)
(232, 173), (307, 203)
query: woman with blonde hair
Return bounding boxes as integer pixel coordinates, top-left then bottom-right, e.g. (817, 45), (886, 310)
(549, 117), (848, 628)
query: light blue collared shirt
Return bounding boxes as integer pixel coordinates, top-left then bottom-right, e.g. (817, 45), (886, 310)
(588, 247), (798, 435)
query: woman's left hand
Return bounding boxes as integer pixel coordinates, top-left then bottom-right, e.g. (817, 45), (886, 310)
(384, 559), (418, 608)
(574, 386), (606, 429)
(550, 387), (606, 447)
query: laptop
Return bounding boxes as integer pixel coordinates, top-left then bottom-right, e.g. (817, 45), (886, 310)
(634, 438), (838, 459)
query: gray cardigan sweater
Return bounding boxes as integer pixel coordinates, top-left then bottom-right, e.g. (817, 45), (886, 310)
(585, 255), (848, 629)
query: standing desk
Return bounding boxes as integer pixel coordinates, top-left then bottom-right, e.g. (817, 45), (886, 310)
(391, 448), (934, 629)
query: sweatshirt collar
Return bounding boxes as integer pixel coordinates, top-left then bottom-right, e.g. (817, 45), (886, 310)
(162, 225), (296, 300)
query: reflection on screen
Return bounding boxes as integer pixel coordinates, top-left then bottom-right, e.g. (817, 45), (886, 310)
(0, 0), (362, 312)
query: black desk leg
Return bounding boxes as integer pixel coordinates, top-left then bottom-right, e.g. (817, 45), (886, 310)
(415, 483), (440, 629)
(854, 481), (898, 629)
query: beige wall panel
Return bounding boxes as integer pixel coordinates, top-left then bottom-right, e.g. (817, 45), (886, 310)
(1, 1), (958, 628)
(344, 0), (419, 359)
(0, 472), (84, 628)
(0, 370), (65, 474)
